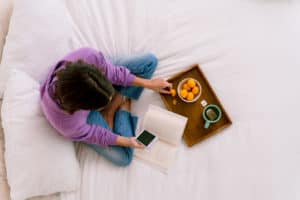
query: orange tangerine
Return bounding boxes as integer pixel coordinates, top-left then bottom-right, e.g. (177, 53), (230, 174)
(187, 92), (194, 101)
(180, 89), (188, 98)
(172, 99), (177, 105)
(192, 86), (199, 95)
(187, 79), (196, 88)
(182, 83), (190, 91)
(170, 89), (176, 97)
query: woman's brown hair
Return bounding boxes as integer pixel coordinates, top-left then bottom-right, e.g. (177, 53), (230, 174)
(54, 60), (115, 114)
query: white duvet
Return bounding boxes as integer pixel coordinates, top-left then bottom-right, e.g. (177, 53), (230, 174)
(3, 0), (300, 200)
(59, 1), (300, 200)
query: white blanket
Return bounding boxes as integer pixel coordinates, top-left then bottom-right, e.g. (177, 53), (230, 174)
(2, 0), (300, 199)
(57, 0), (300, 200)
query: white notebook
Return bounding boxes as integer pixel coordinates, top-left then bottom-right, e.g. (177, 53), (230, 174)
(134, 105), (188, 173)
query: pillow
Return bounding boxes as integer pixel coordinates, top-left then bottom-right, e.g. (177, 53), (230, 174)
(1, 69), (80, 200)
(0, 0), (14, 61)
(0, 0), (72, 98)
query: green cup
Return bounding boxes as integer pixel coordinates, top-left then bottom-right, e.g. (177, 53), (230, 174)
(202, 104), (222, 129)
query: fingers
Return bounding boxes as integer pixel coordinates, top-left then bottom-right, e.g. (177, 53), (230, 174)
(159, 89), (171, 94)
(134, 142), (145, 149)
(131, 138), (145, 149)
(159, 80), (172, 94)
(165, 81), (172, 89)
(150, 77), (173, 94)
(135, 144), (145, 149)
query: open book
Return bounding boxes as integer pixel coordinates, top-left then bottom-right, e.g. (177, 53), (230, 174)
(134, 105), (188, 173)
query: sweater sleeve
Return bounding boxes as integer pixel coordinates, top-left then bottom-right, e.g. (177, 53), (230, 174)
(40, 91), (119, 147)
(99, 55), (136, 86)
(68, 121), (118, 147)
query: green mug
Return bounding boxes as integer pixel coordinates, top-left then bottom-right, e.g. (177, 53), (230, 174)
(202, 104), (222, 129)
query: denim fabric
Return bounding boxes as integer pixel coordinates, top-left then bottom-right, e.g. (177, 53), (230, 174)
(112, 53), (157, 99)
(85, 53), (157, 166)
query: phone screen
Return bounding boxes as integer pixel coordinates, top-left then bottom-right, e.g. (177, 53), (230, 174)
(136, 130), (156, 146)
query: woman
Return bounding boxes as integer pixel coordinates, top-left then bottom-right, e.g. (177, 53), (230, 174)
(40, 47), (172, 166)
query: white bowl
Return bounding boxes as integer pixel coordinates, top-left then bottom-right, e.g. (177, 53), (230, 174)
(177, 78), (202, 103)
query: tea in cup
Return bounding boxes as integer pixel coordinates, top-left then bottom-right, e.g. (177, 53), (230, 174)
(202, 104), (222, 129)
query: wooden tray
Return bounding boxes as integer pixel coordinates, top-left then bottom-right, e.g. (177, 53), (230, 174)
(160, 64), (232, 147)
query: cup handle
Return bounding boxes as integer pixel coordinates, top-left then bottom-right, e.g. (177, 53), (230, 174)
(204, 121), (210, 129)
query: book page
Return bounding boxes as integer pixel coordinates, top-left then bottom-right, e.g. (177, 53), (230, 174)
(134, 140), (178, 173)
(141, 105), (187, 146)
(134, 105), (187, 172)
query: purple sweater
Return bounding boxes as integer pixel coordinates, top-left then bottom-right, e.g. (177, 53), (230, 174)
(40, 48), (135, 146)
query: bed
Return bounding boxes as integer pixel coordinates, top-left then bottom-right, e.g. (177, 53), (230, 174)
(1, 0), (300, 200)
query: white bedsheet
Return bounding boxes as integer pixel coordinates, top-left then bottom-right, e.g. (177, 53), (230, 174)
(51, 0), (300, 199)
(58, 0), (300, 200)
(56, 0), (300, 200)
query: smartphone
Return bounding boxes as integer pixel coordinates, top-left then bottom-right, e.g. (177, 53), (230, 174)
(136, 130), (158, 148)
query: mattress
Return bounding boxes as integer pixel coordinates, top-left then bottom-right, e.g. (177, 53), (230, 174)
(1, 0), (300, 200)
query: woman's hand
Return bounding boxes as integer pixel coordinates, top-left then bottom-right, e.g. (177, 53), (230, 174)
(129, 138), (145, 149)
(133, 76), (172, 94)
(116, 136), (145, 149)
(148, 78), (172, 94)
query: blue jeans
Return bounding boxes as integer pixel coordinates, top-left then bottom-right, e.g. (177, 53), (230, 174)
(86, 53), (157, 166)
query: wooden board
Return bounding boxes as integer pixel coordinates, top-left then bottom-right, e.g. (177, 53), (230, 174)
(160, 64), (232, 147)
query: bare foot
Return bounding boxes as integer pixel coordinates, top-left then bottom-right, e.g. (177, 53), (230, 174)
(100, 93), (125, 129)
(120, 98), (131, 112)
(100, 109), (114, 130)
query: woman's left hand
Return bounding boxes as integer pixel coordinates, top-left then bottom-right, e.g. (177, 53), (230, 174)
(149, 78), (172, 94)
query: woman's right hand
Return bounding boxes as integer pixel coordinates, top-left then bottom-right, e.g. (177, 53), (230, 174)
(133, 76), (172, 94)
(148, 78), (172, 94)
